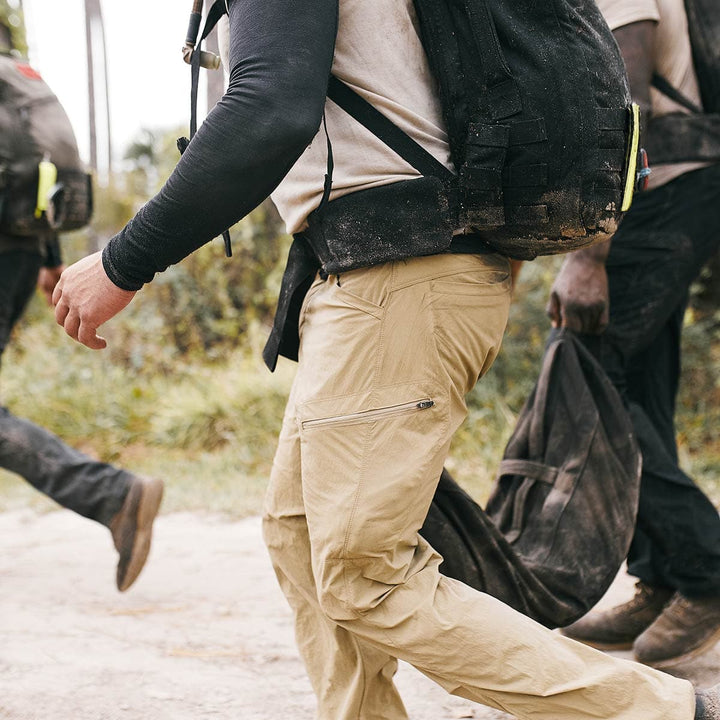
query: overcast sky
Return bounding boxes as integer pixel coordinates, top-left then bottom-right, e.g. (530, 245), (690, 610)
(22, 0), (215, 168)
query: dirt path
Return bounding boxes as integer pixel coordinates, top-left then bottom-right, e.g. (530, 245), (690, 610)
(0, 509), (717, 720)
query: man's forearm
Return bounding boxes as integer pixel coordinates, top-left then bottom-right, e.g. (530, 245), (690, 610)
(569, 237), (612, 266)
(103, 0), (339, 291)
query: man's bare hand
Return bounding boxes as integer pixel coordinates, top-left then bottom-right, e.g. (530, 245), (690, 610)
(37, 265), (65, 306)
(546, 240), (611, 334)
(52, 252), (136, 350)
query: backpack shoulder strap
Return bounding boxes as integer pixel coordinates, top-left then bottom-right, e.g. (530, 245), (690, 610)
(201, 0), (229, 42)
(326, 75), (455, 183)
(651, 72), (703, 114)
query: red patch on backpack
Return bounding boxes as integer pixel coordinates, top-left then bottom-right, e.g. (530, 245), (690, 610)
(15, 63), (43, 81)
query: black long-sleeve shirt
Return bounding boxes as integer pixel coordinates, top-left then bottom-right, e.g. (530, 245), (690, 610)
(102, 0), (338, 291)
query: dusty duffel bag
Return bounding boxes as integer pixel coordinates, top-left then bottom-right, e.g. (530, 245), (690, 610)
(420, 329), (641, 628)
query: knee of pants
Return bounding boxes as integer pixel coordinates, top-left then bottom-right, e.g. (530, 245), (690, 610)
(315, 556), (383, 622)
(315, 541), (441, 624)
(262, 512), (306, 562)
(263, 514), (388, 623)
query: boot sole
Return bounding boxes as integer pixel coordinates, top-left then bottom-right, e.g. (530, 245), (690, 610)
(637, 623), (720, 669)
(117, 478), (164, 592)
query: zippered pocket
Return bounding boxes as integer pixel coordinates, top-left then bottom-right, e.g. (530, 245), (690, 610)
(301, 399), (435, 430)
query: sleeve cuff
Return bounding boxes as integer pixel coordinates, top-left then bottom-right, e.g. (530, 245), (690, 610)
(101, 244), (145, 291)
(598, 1), (660, 31)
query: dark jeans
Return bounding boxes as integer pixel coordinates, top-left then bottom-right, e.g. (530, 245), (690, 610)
(0, 249), (130, 526)
(587, 164), (720, 598)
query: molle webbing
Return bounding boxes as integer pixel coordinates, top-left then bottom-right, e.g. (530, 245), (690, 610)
(322, 0), (635, 260)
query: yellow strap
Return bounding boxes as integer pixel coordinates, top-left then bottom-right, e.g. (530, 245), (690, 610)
(35, 158), (58, 218)
(621, 103), (641, 212)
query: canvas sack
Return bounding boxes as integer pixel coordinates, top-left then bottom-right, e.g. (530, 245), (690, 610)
(420, 330), (641, 628)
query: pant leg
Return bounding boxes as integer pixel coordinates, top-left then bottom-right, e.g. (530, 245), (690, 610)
(602, 165), (720, 597)
(265, 253), (694, 720)
(0, 250), (43, 360)
(264, 381), (409, 720)
(0, 408), (132, 525)
(0, 249), (130, 526)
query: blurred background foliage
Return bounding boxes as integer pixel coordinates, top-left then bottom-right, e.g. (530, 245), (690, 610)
(0, 123), (718, 518)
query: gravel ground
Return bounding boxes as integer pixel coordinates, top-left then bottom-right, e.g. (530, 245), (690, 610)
(0, 509), (717, 719)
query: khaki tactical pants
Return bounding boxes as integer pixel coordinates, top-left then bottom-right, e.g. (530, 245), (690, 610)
(263, 253), (694, 720)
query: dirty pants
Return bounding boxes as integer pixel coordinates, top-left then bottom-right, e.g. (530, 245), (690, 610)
(0, 249), (130, 525)
(263, 252), (694, 720)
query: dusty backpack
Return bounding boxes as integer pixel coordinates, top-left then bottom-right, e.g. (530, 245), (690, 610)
(0, 54), (92, 236)
(645, 0), (720, 164)
(323, 0), (641, 261)
(185, 0), (640, 263)
(420, 330), (641, 628)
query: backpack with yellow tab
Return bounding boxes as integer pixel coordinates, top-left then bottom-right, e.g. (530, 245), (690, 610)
(0, 54), (92, 236)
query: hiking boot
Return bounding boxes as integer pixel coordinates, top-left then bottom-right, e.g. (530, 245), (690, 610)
(695, 684), (720, 719)
(110, 476), (164, 592)
(633, 592), (720, 668)
(560, 582), (673, 650)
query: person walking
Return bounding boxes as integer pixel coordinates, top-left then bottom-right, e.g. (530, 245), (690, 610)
(0, 16), (163, 593)
(51, 0), (719, 716)
(548, 0), (720, 670)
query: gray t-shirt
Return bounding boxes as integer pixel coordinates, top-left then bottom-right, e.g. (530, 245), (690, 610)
(267, 0), (453, 234)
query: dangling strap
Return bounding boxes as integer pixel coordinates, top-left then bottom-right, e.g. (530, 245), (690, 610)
(187, 0), (227, 136)
(181, 0), (232, 256)
(190, 32), (202, 137)
(319, 111), (335, 211)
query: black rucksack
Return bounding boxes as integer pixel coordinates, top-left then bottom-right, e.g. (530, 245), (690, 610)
(645, 0), (720, 164)
(186, 0), (640, 262)
(323, 0), (639, 261)
(420, 331), (641, 628)
(0, 54), (93, 236)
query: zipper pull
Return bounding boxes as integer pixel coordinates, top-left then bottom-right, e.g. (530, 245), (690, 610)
(417, 400), (434, 410)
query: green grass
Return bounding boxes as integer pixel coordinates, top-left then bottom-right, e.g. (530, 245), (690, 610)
(0, 300), (296, 517)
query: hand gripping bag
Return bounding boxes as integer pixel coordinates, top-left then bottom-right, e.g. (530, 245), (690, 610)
(420, 330), (641, 628)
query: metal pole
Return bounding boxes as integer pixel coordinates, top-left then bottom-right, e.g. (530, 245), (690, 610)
(96, 0), (112, 176)
(84, 0), (97, 174)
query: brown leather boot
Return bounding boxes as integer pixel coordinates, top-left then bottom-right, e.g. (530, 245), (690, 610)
(633, 592), (720, 668)
(695, 683), (720, 719)
(110, 476), (164, 592)
(560, 582), (673, 649)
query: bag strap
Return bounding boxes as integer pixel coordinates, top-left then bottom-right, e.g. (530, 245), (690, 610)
(652, 73), (703, 114)
(497, 459), (559, 485)
(326, 75), (455, 182)
(645, 112), (720, 163)
(180, 0), (233, 257)
(497, 459), (560, 544)
(326, 0), (524, 179)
